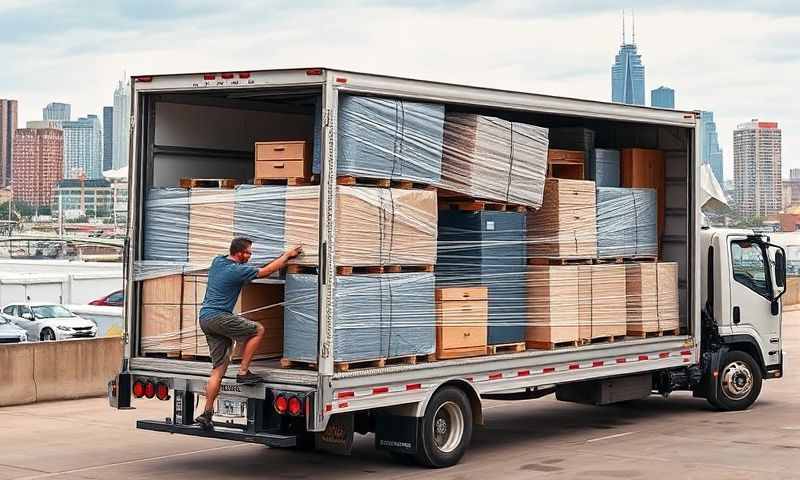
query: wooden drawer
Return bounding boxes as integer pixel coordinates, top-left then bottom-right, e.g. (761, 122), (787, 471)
(437, 300), (488, 349)
(435, 286), (488, 302)
(255, 159), (308, 179)
(255, 141), (307, 162)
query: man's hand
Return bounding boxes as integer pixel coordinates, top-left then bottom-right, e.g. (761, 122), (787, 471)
(256, 244), (303, 278)
(284, 244), (303, 259)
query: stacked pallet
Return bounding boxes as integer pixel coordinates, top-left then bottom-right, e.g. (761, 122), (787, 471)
(188, 188), (236, 268)
(143, 188), (190, 263)
(527, 178), (598, 259)
(625, 262), (679, 336)
(439, 113), (548, 208)
(435, 287), (489, 359)
(596, 187), (657, 259)
(140, 274), (183, 355)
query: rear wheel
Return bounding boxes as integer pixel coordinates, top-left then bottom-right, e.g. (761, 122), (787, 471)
(415, 386), (473, 468)
(40, 328), (56, 341)
(709, 351), (762, 411)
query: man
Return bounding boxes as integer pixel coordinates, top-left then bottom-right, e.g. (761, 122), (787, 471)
(195, 237), (302, 430)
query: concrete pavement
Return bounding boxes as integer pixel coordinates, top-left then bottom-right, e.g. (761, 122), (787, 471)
(1, 313), (797, 479)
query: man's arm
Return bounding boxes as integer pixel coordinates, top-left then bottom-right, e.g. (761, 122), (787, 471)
(257, 245), (303, 278)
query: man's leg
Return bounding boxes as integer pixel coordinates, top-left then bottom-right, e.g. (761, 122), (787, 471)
(237, 323), (265, 376)
(204, 359), (229, 414)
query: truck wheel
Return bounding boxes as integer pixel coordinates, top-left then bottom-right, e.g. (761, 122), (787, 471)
(415, 386), (473, 468)
(711, 351), (763, 411)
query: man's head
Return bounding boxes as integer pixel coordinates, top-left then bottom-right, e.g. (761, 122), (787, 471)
(229, 237), (253, 264)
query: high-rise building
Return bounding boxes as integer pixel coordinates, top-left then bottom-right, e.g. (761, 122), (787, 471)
(26, 120), (61, 129)
(651, 86), (675, 108)
(699, 111), (724, 185)
(611, 13), (645, 106)
(103, 106), (113, 172)
(62, 115), (103, 180)
(0, 99), (18, 187)
(734, 120), (782, 218)
(43, 102), (71, 123)
(112, 80), (130, 169)
(11, 127), (63, 207)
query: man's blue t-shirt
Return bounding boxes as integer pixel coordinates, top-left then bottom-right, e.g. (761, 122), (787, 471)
(199, 255), (259, 323)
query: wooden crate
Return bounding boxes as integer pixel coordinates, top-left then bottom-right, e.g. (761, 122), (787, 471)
(435, 286), (488, 360)
(657, 262), (679, 332)
(188, 188), (235, 268)
(526, 265), (584, 349)
(625, 263), (659, 335)
(588, 264), (627, 339)
(621, 149), (665, 241)
(548, 149), (585, 180)
(180, 274), (209, 357)
(527, 178), (597, 259)
(140, 275), (183, 354)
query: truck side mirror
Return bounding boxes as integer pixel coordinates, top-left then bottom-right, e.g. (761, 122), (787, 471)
(775, 250), (786, 289)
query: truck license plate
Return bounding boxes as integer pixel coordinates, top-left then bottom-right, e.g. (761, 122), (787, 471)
(217, 396), (246, 418)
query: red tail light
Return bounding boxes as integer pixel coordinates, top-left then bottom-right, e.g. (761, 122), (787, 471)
(156, 382), (170, 401)
(221, 73), (234, 79)
(288, 396), (303, 416)
(144, 381), (155, 399)
(203, 74), (215, 80)
(306, 68), (322, 76)
(132, 381), (145, 398)
(274, 394), (288, 414)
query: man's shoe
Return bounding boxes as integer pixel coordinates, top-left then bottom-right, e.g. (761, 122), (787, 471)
(195, 410), (214, 431)
(236, 371), (262, 385)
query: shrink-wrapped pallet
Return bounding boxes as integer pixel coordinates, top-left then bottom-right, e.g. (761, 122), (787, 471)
(596, 187), (657, 258)
(526, 265), (587, 348)
(621, 148), (665, 239)
(233, 185), (286, 266)
(527, 178), (597, 259)
(283, 273), (435, 363)
(188, 188), (235, 269)
(312, 95), (444, 184)
(143, 188), (190, 263)
(139, 274), (183, 354)
(587, 264), (628, 339)
(437, 210), (527, 345)
(440, 113), (548, 208)
(594, 149), (621, 187)
(625, 262), (679, 335)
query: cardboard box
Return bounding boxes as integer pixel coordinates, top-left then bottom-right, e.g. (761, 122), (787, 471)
(435, 286), (488, 359)
(140, 275), (183, 354)
(527, 178), (598, 258)
(188, 188), (235, 268)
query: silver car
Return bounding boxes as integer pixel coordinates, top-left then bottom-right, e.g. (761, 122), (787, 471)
(0, 313), (28, 344)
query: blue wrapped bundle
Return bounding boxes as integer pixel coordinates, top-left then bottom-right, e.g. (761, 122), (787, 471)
(284, 273), (435, 363)
(594, 149), (620, 187)
(596, 187), (657, 258)
(233, 185), (286, 266)
(313, 95), (444, 184)
(436, 210), (527, 345)
(143, 188), (190, 263)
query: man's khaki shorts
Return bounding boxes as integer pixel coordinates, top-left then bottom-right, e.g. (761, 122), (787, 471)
(200, 312), (259, 368)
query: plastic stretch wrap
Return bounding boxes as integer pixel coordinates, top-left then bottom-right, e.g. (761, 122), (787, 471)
(313, 95), (444, 184)
(143, 188), (190, 263)
(437, 210), (527, 345)
(594, 149), (621, 188)
(234, 185), (286, 266)
(527, 178), (598, 259)
(284, 273), (435, 363)
(596, 187), (657, 258)
(440, 113), (548, 208)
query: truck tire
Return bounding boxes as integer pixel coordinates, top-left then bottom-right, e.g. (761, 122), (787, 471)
(415, 386), (473, 468)
(710, 351), (763, 411)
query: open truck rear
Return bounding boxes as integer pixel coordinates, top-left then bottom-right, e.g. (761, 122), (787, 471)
(110, 68), (785, 468)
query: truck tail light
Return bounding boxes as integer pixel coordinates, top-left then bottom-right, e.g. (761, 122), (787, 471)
(155, 382), (170, 401)
(132, 380), (145, 398)
(306, 68), (322, 76)
(135, 76), (152, 83)
(144, 381), (155, 399)
(288, 396), (303, 416)
(274, 394), (288, 414)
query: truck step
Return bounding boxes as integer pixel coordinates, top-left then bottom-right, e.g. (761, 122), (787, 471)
(486, 342), (526, 355)
(136, 420), (296, 447)
(179, 177), (239, 189)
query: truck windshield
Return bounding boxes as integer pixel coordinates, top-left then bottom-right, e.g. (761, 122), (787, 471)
(32, 306), (75, 319)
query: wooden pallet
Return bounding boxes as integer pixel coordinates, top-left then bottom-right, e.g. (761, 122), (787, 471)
(391, 180), (434, 190)
(486, 342), (526, 355)
(285, 264), (319, 274)
(525, 339), (580, 350)
(584, 334), (626, 345)
(280, 358), (317, 370)
(336, 265), (434, 275)
(254, 177), (315, 186)
(528, 257), (595, 265)
(179, 178), (239, 189)
(142, 351), (182, 359)
(336, 176), (391, 188)
(440, 199), (527, 213)
(436, 346), (489, 360)
(281, 353), (436, 372)
(626, 328), (680, 339)
(595, 256), (658, 264)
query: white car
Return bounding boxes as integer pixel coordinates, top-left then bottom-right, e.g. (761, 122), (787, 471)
(1, 303), (98, 341)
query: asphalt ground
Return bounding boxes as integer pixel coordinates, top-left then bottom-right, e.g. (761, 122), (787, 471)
(1, 312), (797, 480)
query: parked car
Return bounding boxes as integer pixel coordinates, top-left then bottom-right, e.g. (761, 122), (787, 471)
(0, 313), (28, 343)
(1, 303), (97, 341)
(89, 290), (124, 307)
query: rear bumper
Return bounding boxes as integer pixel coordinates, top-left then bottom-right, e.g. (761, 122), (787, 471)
(137, 420), (297, 447)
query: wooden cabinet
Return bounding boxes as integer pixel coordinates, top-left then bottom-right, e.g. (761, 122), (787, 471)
(435, 286), (488, 359)
(621, 148), (665, 243)
(547, 149), (585, 180)
(254, 141), (310, 180)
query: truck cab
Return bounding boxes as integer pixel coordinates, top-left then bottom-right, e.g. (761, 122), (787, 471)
(698, 227), (786, 410)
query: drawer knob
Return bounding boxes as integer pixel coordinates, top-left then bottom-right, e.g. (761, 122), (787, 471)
(464, 332), (470, 336)
(275, 163), (285, 168)
(273, 146), (286, 151)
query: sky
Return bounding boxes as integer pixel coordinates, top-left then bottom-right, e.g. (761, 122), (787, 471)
(1, 0), (798, 181)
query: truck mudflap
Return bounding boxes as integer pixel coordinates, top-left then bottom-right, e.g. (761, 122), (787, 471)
(137, 420), (297, 447)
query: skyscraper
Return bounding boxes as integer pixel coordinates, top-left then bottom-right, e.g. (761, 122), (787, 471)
(0, 99), (17, 187)
(103, 106), (113, 172)
(699, 111), (724, 185)
(112, 80), (130, 169)
(42, 102), (71, 123)
(651, 86), (675, 108)
(62, 115), (103, 180)
(734, 120), (782, 217)
(611, 13), (645, 106)
(11, 127), (63, 207)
